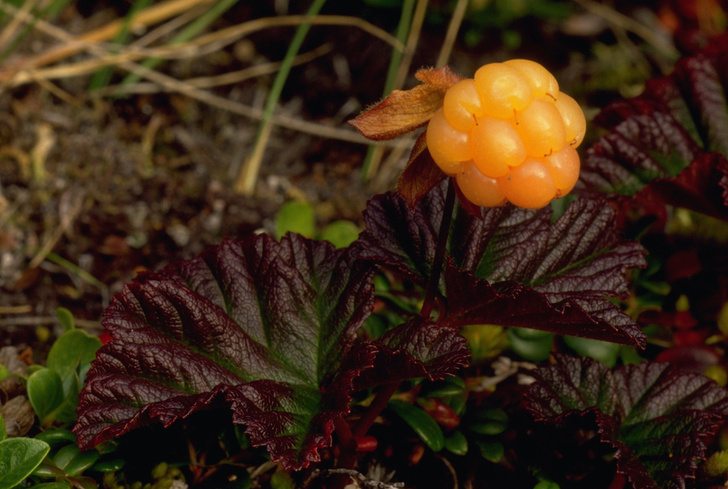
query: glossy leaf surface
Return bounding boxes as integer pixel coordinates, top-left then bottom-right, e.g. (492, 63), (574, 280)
(356, 185), (647, 346)
(527, 354), (728, 489)
(580, 35), (728, 220)
(75, 235), (375, 470)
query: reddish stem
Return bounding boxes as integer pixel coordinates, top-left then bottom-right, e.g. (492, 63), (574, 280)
(352, 381), (400, 439)
(336, 381), (399, 474)
(420, 178), (456, 319)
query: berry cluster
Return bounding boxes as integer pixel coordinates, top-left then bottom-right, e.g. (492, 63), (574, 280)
(426, 59), (586, 209)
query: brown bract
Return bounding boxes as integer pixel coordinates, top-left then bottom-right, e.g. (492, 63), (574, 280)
(350, 66), (463, 207)
(348, 66), (463, 141)
(396, 132), (446, 208)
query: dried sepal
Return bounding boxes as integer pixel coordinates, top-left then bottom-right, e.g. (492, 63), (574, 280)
(397, 131), (447, 208)
(349, 66), (463, 141)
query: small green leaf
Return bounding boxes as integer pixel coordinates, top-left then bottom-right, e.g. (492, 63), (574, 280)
(88, 458), (125, 472)
(46, 330), (102, 386)
(34, 428), (77, 447)
(533, 481), (560, 489)
(563, 335), (619, 367)
(27, 368), (64, 424)
(53, 444), (80, 471)
(0, 415), (6, 442)
(467, 408), (508, 436)
(275, 201), (316, 240)
(270, 471), (295, 489)
(460, 324), (509, 364)
(388, 399), (445, 452)
(27, 482), (73, 489)
(422, 377), (465, 398)
(703, 449), (728, 477)
(319, 220), (360, 248)
(476, 440), (504, 463)
(507, 328), (553, 362)
(64, 449), (99, 477)
(31, 459), (64, 478)
(444, 430), (468, 455)
(0, 438), (50, 489)
(55, 308), (75, 332)
(0, 364), (9, 382)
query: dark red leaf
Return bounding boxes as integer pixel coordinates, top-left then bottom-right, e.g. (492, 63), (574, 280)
(356, 185), (647, 346)
(527, 354), (728, 489)
(74, 235), (376, 470)
(579, 35), (728, 220)
(354, 316), (470, 389)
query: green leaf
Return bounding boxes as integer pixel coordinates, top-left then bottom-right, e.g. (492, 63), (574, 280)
(0, 363), (10, 382)
(563, 335), (620, 367)
(88, 457), (125, 472)
(0, 415), (6, 442)
(46, 329), (102, 386)
(0, 438), (50, 489)
(444, 430), (468, 455)
(476, 440), (504, 463)
(51, 444), (98, 477)
(34, 428), (76, 447)
(275, 201), (316, 239)
(27, 368), (64, 425)
(507, 328), (553, 362)
(270, 471), (295, 489)
(467, 408), (508, 436)
(388, 399), (445, 452)
(27, 483), (72, 489)
(42, 329), (100, 424)
(55, 308), (75, 332)
(319, 220), (360, 248)
(533, 481), (560, 489)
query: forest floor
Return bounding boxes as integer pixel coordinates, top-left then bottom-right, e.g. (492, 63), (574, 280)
(0, 0), (700, 356)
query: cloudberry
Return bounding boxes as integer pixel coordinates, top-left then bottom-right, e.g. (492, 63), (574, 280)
(425, 59), (586, 209)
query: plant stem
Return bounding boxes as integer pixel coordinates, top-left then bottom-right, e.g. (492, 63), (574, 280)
(352, 381), (400, 439)
(420, 178), (456, 319)
(337, 381), (399, 474)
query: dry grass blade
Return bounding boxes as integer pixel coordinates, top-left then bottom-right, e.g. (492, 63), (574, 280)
(572, 0), (678, 65)
(0, 3), (393, 146)
(12, 40), (331, 91)
(0, 0), (216, 79)
(367, 0), (428, 187)
(0, 10), (403, 87)
(0, 0), (39, 53)
(435, 0), (468, 69)
(100, 44), (333, 93)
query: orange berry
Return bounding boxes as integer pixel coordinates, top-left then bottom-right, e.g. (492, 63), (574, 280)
(515, 98), (566, 158)
(474, 63), (533, 120)
(554, 92), (587, 148)
(469, 116), (526, 178)
(443, 79), (485, 133)
(504, 59), (559, 100)
(426, 108), (471, 175)
(497, 158), (556, 209)
(542, 145), (580, 196)
(456, 160), (507, 207)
